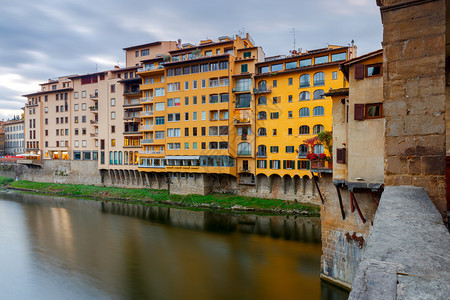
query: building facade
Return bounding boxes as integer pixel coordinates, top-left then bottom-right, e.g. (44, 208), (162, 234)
(3, 120), (25, 155)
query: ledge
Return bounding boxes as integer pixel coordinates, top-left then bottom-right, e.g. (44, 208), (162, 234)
(349, 186), (450, 300)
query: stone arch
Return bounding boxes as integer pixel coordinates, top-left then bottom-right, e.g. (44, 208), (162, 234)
(293, 175), (301, 195)
(256, 174), (269, 194)
(283, 174), (293, 195)
(269, 174), (282, 196)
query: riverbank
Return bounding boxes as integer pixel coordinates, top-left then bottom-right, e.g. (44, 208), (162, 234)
(1, 177), (320, 216)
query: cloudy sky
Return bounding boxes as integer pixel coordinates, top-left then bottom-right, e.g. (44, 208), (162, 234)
(0, 0), (382, 121)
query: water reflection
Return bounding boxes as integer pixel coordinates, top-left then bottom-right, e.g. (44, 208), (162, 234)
(0, 191), (347, 300)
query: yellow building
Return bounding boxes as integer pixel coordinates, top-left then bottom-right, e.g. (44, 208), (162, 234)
(251, 45), (356, 182)
(138, 34), (261, 179)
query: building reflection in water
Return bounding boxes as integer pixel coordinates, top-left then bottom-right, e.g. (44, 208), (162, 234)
(0, 191), (347, 300)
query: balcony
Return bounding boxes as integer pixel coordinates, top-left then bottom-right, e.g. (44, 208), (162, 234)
(124, 144), (141, 148)
(140, 97), (154, 103)
(123, 99), (141, 107)
(90, 120), (98, 125)
(140, 150), (165, 155)
(124, 116), (140, 122)
(137, 65), (164, 72)
(89, 106), (98, 112)
(253, 87), (272, 94)
(232, 88), (251, 93)
(140, 111), (154, 117)
(234, 118), (251, 125)
(123, 131), (141, 135)
(90, 133), (98, 138)
(237, 151), (252, 157)
(141, 125), (154, 131)
(124, 90), (141, 96)
(256, 152), (267, 158)
(238, 167), (252, 173)
(141, 139), (154, 145)
(310, 160), (333, 173)
(90, 93), (98, 99)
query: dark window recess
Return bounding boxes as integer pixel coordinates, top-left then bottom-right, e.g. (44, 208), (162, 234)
(354, 64), (364, 80)
(337, 148), (346, 164)
(354, 104), (365, 120)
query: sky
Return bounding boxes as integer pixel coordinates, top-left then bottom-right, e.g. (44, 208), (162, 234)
(0, 0), (383, 121)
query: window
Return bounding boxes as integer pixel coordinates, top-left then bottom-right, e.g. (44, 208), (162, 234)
(273, 129), (277, 136)
(284, 160), (295, 169)
(167, 128), (181, 137)
(313, 72), (325, 86)
(185, 112), (189, 121)
(74, 104), (79, 111)
(185, 142), (189, 150)
(366, 64), (382, 77)
(201, 111), (206, 120)
(258, 96), (267, 105)
(314, 144), (324, 155)
(356, 103), (383, 119)
(286, 61), (297, 69)
(313, 106), (325, 116)
(193, 127), (197, 136)
(205, 50), (212, 57)
(141, 49), (150, 56)
(201, 79), (206, 88)
(155, 131), (165, 139)
(271, 64), (283, 72)
(286, 146), (295, 153)
(193, 142), (197, 149)
(258, 127), (267, 136)
(82, 91), (86, 98)
(155, 88), (165, 96)
(299, 74), (310, 87)
(313, 124), (324, 134)
(258, 66), (269, 73)
(219, 61), (229, 69)
(193, 80), (197, 89)
(167, 98), (181, 107)
(270, 112), (279, 119)
(111, 98), (116, 106)
(201, 127), (206, 136)
(82, 128), (86, 135)
(111, 139), (115, 147)
(299, 144), (308, 157)
(235, 78), (252, 92)
(201, 142), (206, 149)
(288, 128), (293, 135)
(299, 91), (310, 101)
(299, 107), (310, 117)
(167, 82), (180, 92)
(300, 58), (312, 67)
(270, 160), (280, 169)
(209, 94), (219, 103)
(243, 51), (251, 58)
(273, 97), (280, 104)
(155, 102), (165, 111)
(332, 71), (338, 80)
(258, 111), (267, 120)
(257, 160), (267, 169)
(273, 80), (277, 87)
(82, 103), (86, 110)
(209, 142), (218, 150)
(315, 55), (329, 64)
(241, 64), (248, 73)
(313, 89), (325, 100)
(167, 113), (181, 122)
(74, 92), (78, 99)
(209, 126), (218, 136)
(74, 116), (79, 123)
(237, 142), (251, 156)
(155, 117), (165, 125)
(288, 111), (293, 118)
(220, 94), (229, 102)
(236, 94), (251, 108)
(184, 81), (189, 90)
(288, 78), (293, 85)
(331, 52), (346, 62)
(257, 145), (267, 157)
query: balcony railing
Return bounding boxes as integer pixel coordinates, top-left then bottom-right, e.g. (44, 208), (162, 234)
(234, 118), (250, 124)
(124, 90), (141, 96)
(137, 65), (164, 72)
(237, 151), (252, 156)
(90, 133), (98, 137)
(141, 139), (154, 144)
(140, 97), (154, 103)
(140, 111), (154, 117)
(238, 167), (251, 173)
(253, 87), (272, 94)
(140, 150), (165, 155)
(141, 125), (154, 131)
(90, 120), (98, 125)
(123, 99), (141, 106)
(256, 152), (267, 158)
(90, 93), (98, 99)
(89, 106), (98, 111)
(310, 160), (333, 173)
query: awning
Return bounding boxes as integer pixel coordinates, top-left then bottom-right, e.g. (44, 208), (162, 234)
(164, 156), (200, 160)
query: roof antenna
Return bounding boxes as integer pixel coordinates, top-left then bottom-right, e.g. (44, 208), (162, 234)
(292, 27), (296, 50)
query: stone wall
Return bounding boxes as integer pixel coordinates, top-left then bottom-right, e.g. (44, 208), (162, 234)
(319, 174), (379, 288)
(379, 0), (447, 219)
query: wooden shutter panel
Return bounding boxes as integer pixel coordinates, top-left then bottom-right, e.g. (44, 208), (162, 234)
(270, 160), (273, 169)
(283, 160), (286, 169)
(306, 161), (310, 170)
(292, 161), (295, 170)
(354, 64), (364, 79)
(298, 160), (301, 169)
(354, 104), (365, 120)
(337, 148), (346, 164)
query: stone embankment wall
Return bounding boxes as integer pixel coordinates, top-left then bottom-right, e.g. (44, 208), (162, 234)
(0, 160), (322, 204)
(318, 174), (379, 289)
(349, 186), (450, 299)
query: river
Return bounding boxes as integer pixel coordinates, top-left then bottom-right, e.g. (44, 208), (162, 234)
(0, 190), (348, 299)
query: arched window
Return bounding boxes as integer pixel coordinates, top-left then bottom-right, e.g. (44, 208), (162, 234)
(313, 124), (324, 134)
(299, 144), (308, 157)
(118, 151), (123, 164)
(299, 91), (310, 101)
(299, 107), (310, 117)
(314, 144), (324, 155)
(258, 96), (267, 105)
(299, 74), (310, 87)
(313, 89), (325, 100)
(299, 125), (310, 135)
(258, 127), (267, 136)
(258, 80), (267, 90)
(257, 111), (267, 120)
(313, 106), (325, 116)
(257, 145), (267, 157)
(238, 142), (251, 155)
(313, 72), (325, 86)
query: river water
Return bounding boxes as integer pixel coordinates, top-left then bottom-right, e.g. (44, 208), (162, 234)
(0, 190), (348, 300)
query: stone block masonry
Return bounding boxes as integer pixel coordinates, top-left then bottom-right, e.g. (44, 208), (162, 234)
(349, 186), (450, 300)
(379, 0), (448, 219)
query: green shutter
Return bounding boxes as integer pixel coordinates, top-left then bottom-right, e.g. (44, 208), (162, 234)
(283, 160), (286, 169)
(297, 160), (301, 169)
(270, 160), (273, 169)
(291, 161), (295, 169)
(306, 161), (310, 170)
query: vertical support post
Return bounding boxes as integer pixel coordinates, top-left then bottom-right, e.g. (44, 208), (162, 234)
(335, 185), (345, 220)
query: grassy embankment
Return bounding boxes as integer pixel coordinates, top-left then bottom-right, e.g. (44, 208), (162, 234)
(0, 177), (320, 215)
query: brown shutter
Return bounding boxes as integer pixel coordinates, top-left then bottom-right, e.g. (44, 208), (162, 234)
(336, 148), (346, 164)
(354, 64), (364, 79)
(354, 104), (365, 120)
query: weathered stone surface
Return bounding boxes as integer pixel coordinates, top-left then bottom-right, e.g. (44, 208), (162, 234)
(422, 155), (445, 175)
(385, 156), (407, 175)
(385, 116), (405, 137)
(349, 186), (450, 300)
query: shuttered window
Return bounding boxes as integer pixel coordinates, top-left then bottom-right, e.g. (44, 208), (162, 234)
(354, 64), (364, 79)
(354, 104), (365, 120)
(337, 148), (346, 164)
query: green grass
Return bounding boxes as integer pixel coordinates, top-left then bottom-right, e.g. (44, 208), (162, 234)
(0, 176), (13, 186)
(6, 179), (320, 216)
